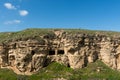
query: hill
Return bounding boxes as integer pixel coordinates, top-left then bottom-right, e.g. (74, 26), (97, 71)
(0, 28), (120, 80)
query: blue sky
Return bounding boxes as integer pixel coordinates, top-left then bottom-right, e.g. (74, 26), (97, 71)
(0, 0), (120, 32)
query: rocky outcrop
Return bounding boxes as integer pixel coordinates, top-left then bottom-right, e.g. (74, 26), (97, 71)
(0, 30), (120, 75)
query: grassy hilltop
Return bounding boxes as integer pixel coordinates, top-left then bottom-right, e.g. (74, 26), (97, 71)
(0, 28), (120, 43)
(0, 28), (120, 80)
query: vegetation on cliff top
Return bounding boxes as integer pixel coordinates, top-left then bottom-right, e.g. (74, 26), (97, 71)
(0, 28), (120, 43)
(0, 28), (54, 43)
(0, 60), (120, 80)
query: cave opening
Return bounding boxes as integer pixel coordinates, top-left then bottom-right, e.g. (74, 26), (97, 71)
(17, 62), (21, 66)
(9, 55), (15, 60)
(57, 50), (64, 55)
(68, 48), (75, 54)
(31, 50), (35, 55)
(49, 50), (55, 55)
(67, 63), (70, 67)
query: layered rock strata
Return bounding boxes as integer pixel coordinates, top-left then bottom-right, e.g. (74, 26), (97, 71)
(0, 30), (120, 75)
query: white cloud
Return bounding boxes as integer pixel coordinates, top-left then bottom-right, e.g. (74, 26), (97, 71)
(4, 20), (21, 25)
(4, 3), (16, 10)
(19, 10), (28, 16)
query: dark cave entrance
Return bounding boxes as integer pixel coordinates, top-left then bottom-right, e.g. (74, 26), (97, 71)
(49, 50), (55, 55)
(57, 50), (64, 55)
(9, 55), (15, 60)
(31, 50), (35, 55)
(67, 63), (70, 67)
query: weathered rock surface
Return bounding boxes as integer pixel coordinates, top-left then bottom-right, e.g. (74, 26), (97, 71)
(0, 30), (120, 75)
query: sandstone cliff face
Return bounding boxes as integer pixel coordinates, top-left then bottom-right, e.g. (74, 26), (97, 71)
(0, 30), (120, 75)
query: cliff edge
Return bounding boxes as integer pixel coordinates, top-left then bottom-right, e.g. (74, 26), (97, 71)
(0, 29), (120, 75)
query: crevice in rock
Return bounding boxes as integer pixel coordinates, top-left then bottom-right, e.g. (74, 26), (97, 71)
(84, 54), (88, 67)
(43, 58), (51, 67)
(93, 51), (99, 62)
(31, 50), (35, 55)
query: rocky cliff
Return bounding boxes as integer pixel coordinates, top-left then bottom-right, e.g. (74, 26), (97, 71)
(0, 29), (120, 75)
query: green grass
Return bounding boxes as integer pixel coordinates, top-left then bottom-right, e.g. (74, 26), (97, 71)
(29, 62), (75, 80)
(0, 28), (54, 43)
(77, 60), (120, 80)
(0, 60), (120, 80)
(65, 28), (120, 37)
(0, 28), (120, 44)
(0, 69), (17, 80)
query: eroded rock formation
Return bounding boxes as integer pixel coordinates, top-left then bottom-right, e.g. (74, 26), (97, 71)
(0, 30), (120, 75)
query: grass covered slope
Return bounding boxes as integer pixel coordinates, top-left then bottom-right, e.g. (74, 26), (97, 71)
(0, 28), (55, 43)
(0, 28), (120, 43)
(0, 60), (120, 80)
